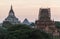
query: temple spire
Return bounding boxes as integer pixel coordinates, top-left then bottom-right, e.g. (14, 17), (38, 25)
(9, 5), (15, 16)
(9, 5), (14, 13)
(4, 5), (20, 24)
(11, 5), (13, 10)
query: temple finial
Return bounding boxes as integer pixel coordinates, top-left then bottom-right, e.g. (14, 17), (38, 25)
(11, 4), (12, 10)
(9, 4), (14, 13)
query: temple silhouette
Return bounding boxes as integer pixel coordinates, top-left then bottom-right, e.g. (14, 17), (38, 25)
(4, 5), (20, 24)
(2, 5), (60, 37)
(35, 8), (59, 36)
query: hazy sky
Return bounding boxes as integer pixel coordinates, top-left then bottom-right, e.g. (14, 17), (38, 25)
(0, 0), (60, 22)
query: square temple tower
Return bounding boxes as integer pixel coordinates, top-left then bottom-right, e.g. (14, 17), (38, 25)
(35, 8), (59, 36)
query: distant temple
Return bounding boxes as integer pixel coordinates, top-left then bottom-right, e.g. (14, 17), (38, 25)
(4, 5), (20, 24)
(23, 18), (30, 25)
(35, 8), (59, 36)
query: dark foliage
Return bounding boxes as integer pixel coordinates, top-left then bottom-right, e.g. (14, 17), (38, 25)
(1, 23), (52, 39)
(2, 21), (13, 28)
(55, 21), (60, 29)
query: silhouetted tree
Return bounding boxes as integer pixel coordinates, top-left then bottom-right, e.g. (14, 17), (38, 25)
(2, 21), (13, 28)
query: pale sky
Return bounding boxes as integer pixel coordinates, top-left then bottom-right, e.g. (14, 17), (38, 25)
(0, 0), (60, 23)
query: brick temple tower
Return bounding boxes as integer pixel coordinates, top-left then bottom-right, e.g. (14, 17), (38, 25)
(35, 8), (59, 36)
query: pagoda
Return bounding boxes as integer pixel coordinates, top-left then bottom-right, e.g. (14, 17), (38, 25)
(23, 18), (30, 25)
(4, 5), (20, 24)
(35, 8), (59, 36)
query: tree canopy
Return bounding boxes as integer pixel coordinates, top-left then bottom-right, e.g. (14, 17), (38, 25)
(1, 21), (52, 39)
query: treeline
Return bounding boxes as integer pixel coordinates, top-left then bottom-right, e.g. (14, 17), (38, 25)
(0, 21), (52, 39)
(55, 21), (60, 29)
